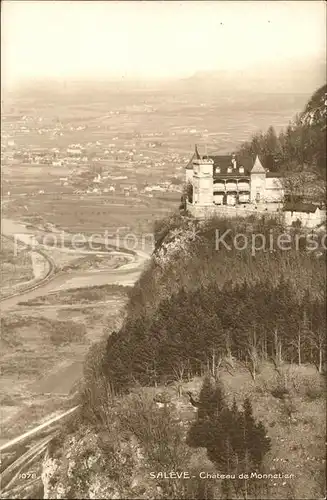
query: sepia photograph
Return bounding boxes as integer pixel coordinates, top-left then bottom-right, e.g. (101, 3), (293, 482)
(0, 1), (326, 498)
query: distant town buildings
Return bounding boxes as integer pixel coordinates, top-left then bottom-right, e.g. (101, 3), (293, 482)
(1, 111), (186, 200)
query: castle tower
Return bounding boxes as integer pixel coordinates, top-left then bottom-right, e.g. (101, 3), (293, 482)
(250, 155), (266, 203)
(185, 155), (195, 184)
(192, 145), (214, 205)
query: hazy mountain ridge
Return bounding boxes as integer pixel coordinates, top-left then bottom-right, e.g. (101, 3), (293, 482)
(183, 58), (326, 94)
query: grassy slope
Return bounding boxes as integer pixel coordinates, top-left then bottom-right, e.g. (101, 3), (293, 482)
(0, 284), (129, 439)
(46, 362), (326, 500)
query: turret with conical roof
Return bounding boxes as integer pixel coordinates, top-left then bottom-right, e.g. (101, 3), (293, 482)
(251, 155), (266, 173)
(192, 145), (214, 206)
(185, 146), (197, 183)
(250, 155), (266, 203)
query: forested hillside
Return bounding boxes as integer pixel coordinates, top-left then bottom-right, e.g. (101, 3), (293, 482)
(236, 84), (326, 190)
(65, 211), (325, 500)
(97, 86), (326, 393)
(102, 214), (325, 392)
(47, 85), (326, 500)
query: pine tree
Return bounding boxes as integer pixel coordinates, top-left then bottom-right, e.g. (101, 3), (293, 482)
(188, 380), (271, 481)
(229, 398), (244, 461)
(264, 125), (280, 156)
(243, 397), (271, 468)
(197, 375), (221, 420)
(187, 376), (227, 451)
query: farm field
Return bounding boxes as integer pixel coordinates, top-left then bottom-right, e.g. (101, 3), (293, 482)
(0, 285), (129, 440)
(2, 186), (179, 237)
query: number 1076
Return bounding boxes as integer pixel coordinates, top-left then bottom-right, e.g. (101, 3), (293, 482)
(19, 472), (37, 480)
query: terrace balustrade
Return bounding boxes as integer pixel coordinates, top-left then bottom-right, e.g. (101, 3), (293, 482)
(213, 178), (250, 193)
(213, 178), (251, 205)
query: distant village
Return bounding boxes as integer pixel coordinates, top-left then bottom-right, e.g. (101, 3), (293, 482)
(1, 114), (189, 198)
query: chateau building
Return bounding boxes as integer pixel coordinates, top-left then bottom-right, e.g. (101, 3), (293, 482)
(185, 146), (284, 211)
(184, 146), (326, 228)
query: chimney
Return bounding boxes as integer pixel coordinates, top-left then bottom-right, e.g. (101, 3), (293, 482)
(195, 144), (201, 159)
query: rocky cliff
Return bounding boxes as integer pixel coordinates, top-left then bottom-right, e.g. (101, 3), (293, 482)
(300, 84), (327, 129)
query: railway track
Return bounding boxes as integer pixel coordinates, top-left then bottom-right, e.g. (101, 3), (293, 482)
(0, 234), (57, 304)
(0, 221), (151, 496)
(0, 407), (79, 498)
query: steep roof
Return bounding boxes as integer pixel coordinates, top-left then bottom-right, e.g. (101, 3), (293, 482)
(186, 153), (195, 169)
(194, 144), (201, 159)
(186, 151), (280, 176)
(210, 155), (253, 177)
(251, 155), (266, 173)
(186, 145), (201, 169)
(266, 171), (283, 178)
(283, 202), (319, 213)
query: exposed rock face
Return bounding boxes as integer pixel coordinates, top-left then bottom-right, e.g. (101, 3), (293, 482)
(300, 84), (327, 130)
(41, 391), (200, 499)
(153, 223), (200, 267)
(41, 425), (162, 499)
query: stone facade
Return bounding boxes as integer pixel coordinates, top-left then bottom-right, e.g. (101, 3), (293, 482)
(185, 147), (325, 228)
(186, 149), (284, 211)
(186, 201), (282, 220)
(192, 158), (214, 206)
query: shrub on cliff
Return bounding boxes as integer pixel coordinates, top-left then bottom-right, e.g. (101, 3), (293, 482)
(187, 377), (271, 499)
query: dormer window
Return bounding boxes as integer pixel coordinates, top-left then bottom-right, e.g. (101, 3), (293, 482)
(215, 166), (221, 174)
(239, 166), (244, 173)
(227, 166), (233, 173)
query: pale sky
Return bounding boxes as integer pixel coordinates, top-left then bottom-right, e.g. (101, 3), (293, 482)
(1, 0), (326, 84)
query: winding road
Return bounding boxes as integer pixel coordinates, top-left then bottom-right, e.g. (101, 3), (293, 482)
(0, 217), (152, 494)
(1, 218), (151, 312)
(1, 217), (151, 400)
